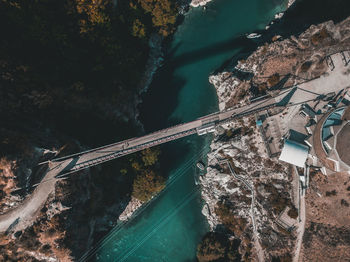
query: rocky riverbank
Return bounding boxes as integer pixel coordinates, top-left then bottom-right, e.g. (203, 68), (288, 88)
(190, 0), (212, 7)
(199, 16), (350, 262)
(190, 0), (295, 11)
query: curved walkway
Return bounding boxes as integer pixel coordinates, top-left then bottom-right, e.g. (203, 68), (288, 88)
(220, 159), (264, 262)
(312, 111), (336, 170)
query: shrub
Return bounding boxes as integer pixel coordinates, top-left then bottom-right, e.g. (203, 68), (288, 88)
(287, 205), (298, 219)
(267, 73), (280, 87)
(311, 27), (330, 45)
(262, 183), (292, 215)
(261, 43), (269, 55)
(197, 232), (240, 262)
(215, 200), (247, 236)
(272, 254), (292, 262)
(197, 232), (227, 262)
(40, 244), (52, 255)
(141, 148), (160, 166)
(325, 189), (337, 196)
(132, 19), (146, 38)
(258, 82), (268, 93)
(300, 61), (312, 72)
(20, 227), (40, 250)
(341, 199), (349, 207)
(138, 0), (178, 36)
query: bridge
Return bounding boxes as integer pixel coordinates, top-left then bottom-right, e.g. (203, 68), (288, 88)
(2, 77), (347, 233)
(40, 89), (288, 177)
(37, 83), (330, 178)
(1, 50), (349, 245)
(0, 87), (291, 233)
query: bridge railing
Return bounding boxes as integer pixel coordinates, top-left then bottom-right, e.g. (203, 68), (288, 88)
(59, 128), (198, 176)
(48, 118), (204, 164)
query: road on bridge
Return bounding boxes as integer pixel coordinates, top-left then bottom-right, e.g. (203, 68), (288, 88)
(0, 82), (339, 233)
(0, 90), (282, 233)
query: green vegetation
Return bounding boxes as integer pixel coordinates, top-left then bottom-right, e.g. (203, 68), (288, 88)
(0, 0), (177, 202)
(0, 0), (148, 102)
(128, 147), (165, 202)
(215, 199), (247, 237)
(0, 0), (177, 257)
(311, 27), (330, 45)
(267, 73), (280, 87)
(132, 170), (165, 201)
(196, 232), (240, 262)
(261, 183), (293, 215)
(287, 205), (298, 219)
(272, 254), (293, 262)
(137, 0), (178, 36)
(300, 61), (312, 72)
(132, 19), (146, 38)
(258, 82), (268, 93)
(141, 147), (161, 166)
(341, 199), (349, 207)
(325, 189), (337, 196)
(0, 0), (178, 141)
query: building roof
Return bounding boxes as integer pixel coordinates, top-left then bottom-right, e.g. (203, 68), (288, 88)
(302, 104), (316, 118)
(279, 139), (309, 167)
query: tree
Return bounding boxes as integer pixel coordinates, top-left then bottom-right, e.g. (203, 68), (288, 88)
(141, 147), (160, 166)
(132, 170), (165, 201)
(132, 19), (146, 38)
(311, 27), (330, 45)
(267, 73), (280, 87)
(215, 200), (247, 237)
(74, 0), (111, 34)
(287, 205), (298, 219)
(131, 161), (142, 171)
(138, 0), (177, 36)
(197, 232), (227, 262)
(197, 232), (240, 262)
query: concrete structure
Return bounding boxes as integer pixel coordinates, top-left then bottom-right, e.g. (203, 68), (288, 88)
(276, 207), (298, 231)
(310, 106), (350, 174)
(2, 52), (350, 234)
(42, 89), (289, 177)
(279, 139), (309, 168)
(257, 52), (350, 175)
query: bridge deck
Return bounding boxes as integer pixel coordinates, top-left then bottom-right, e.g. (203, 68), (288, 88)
(51, 93), (281, 176)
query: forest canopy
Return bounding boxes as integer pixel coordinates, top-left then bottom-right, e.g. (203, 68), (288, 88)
(0, 0), (178, 147)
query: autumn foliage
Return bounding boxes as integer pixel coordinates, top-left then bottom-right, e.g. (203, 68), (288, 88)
(197, 232), (240, 262)
(132, 170), (165, 201)
(311, 27), (330, 45)
(127, 147), (165, 202)
(215, 200), (248, 237)
(137, 0), (177, 36)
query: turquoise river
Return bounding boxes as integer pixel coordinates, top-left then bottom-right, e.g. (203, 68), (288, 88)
(97, 0), (288, 261)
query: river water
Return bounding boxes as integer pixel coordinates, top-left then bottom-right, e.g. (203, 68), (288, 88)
(97, 0), (288, 261)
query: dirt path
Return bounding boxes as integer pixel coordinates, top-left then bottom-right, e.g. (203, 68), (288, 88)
(0, 160), (68, 233)
(293, 182), (306, 262)
(222, 159), (265, 262)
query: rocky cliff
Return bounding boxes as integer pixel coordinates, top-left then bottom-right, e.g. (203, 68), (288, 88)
(199, 16), (350, 261)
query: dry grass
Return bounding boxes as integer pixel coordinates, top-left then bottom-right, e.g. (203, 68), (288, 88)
(0, 158), (17, 212)
(301, 171), (350, 261)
